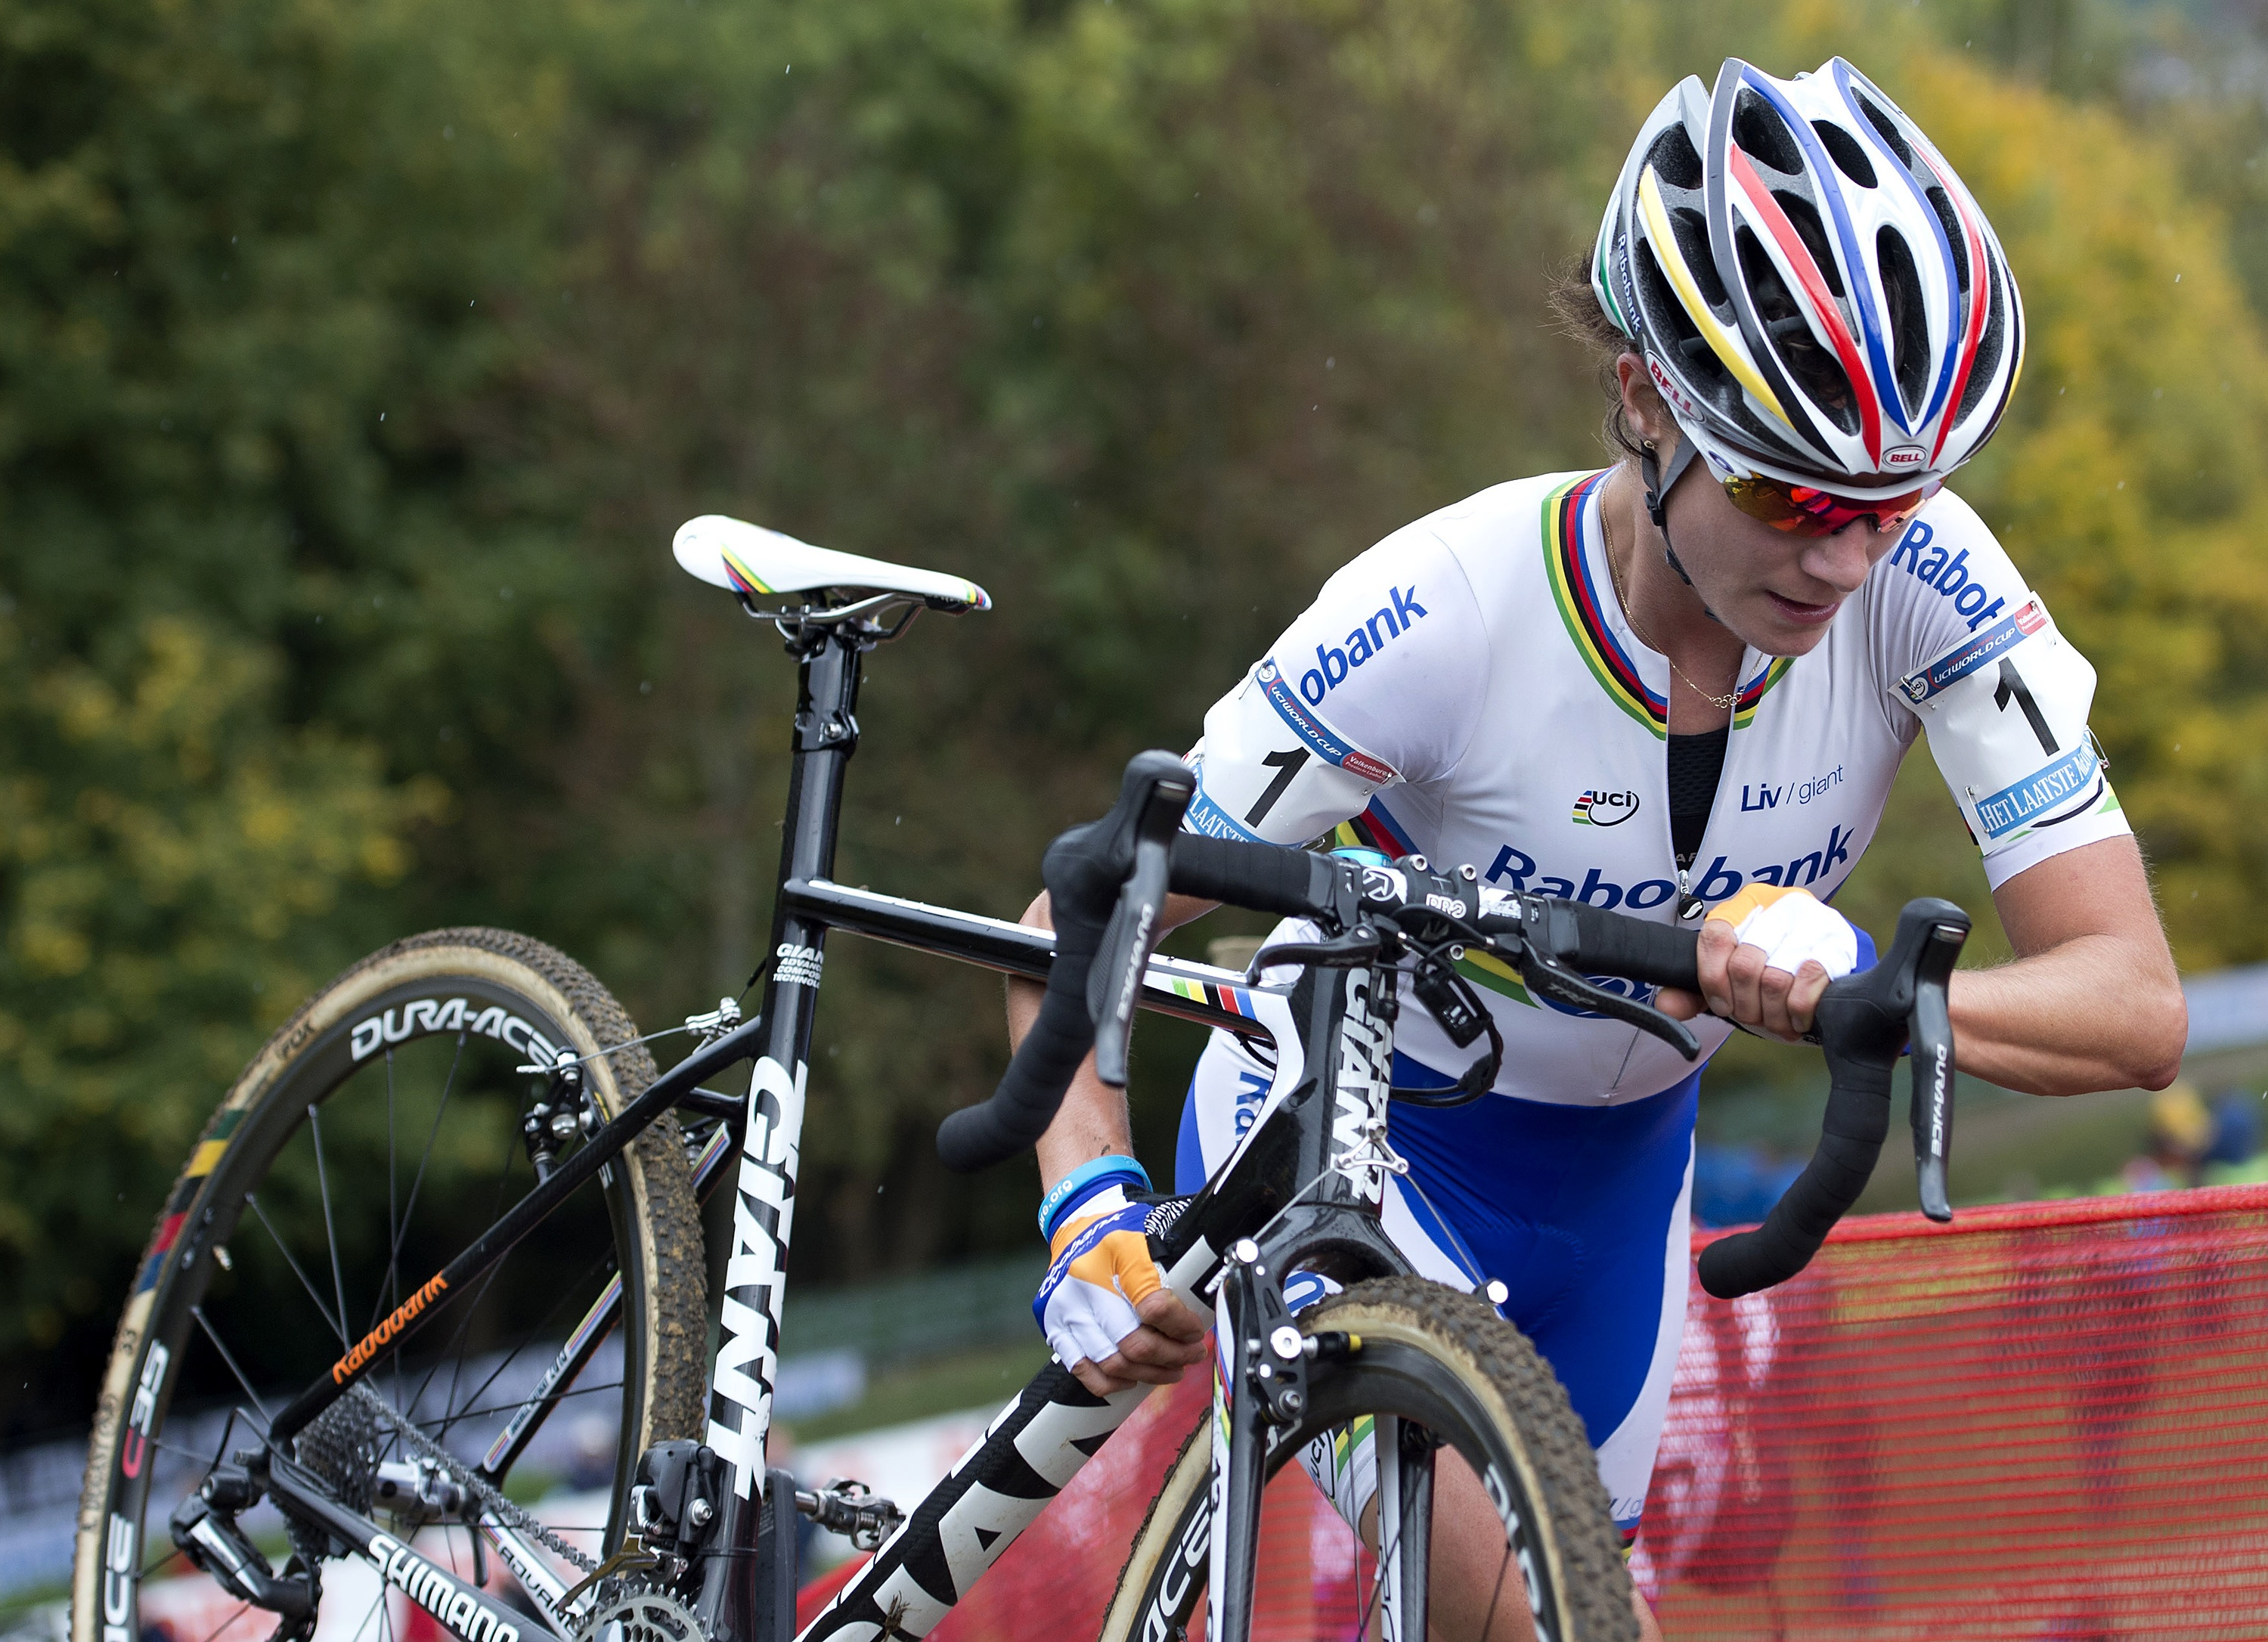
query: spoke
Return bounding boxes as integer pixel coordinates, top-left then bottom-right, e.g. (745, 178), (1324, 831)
(189, 1601), (253, 1642)
(347, 1584), (388, 1642)
(1476, 1541), (1517, 1642)
(379, 1031), (466, 1330)
(389, 1036), (488, 1409)
(408, 1232), (520, 1437)
(387, 1046), (399, 1325)
(427, 1380), (625, 1428)
(388, 1046), (407, 1430)
(307, 1103), (353, 1349)
(434, 1246), (618, 1444)
(1359, 1476), (1409, 1641)
(191, 1306), (272, 1429)
(245, 1192), (348, 1347)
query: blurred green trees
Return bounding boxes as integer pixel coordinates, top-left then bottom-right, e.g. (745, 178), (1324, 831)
(5, 0), (2268, 1427)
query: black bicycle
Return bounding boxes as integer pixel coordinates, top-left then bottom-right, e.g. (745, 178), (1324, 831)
(76, 516), (1967, 1642)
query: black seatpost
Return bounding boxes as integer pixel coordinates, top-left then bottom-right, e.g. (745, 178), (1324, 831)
(699, 623), (865, 1642)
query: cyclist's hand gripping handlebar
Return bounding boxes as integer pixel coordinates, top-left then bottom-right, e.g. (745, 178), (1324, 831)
(1695, 897), (1969, 1298)
(936, 751), (1194, 1173)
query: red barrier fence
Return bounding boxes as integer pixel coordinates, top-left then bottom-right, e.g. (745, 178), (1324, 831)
(800, 1184), (2268, 1638)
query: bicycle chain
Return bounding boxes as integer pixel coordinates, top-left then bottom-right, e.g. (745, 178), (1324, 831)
(349, 1383), (597, 1575)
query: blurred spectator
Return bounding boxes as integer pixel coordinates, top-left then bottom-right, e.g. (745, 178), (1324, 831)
(2204, 1087), (2262, 1170)
(2118, 1083), (2214, 1191)
(2109, 1083), (2268, 1192)
(1693, 1144), (1805, 1229)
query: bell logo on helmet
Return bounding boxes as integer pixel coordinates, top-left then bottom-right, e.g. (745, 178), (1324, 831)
(1882, 445), (1927, 470)
(1647, 355), (1701, 421)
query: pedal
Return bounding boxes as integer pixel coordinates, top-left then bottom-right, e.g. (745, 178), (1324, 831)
(795, 1477), (903, 1552)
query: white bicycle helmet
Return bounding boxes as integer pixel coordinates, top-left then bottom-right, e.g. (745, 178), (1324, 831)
(1592, 57), (2024, 501)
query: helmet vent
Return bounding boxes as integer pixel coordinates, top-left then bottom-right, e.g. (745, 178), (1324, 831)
(1811, 120), (1877, 188)
(1733, 89), (1804, 176)
(1737, 225), (1857, 434)
(1854, 94), (1915, 170)
(1955, 240), (2009, 424)
(1877, 227), (1930, 417)
(1646, 125), (1705, 191)
(1669, 206), (1730, 310)
(1926, 186), (1971, 296)
(1772, 191), (1845, 299)
(1635, 239), (1733, 401)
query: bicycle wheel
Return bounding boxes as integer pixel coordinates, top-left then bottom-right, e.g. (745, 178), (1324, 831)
(73, 928), (708, 1642)
(1099, 1276), (1637, 1642)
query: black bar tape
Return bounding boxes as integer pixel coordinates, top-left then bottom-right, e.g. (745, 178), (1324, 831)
(1547, 902), (1703, 992)
(1696, 1049), (1894, 1299)
(938, 754), (1194, 1173)
(937, 799), (1126, 1171)
(1168, 835), (1329, 919)
(937, 956), (1094, 1171)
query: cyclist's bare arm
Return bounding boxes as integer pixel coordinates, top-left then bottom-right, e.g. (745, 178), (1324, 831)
(1660, 833), (2185, 1095)
(1947, 834), (2183, 1093)
(1013, 889), (1216, 1396)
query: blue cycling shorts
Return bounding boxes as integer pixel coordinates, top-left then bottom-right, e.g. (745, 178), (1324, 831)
(1177, 1034), (1697, 1534)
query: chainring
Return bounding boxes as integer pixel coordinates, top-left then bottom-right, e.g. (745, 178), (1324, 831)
(574, 1581), (707, 1642)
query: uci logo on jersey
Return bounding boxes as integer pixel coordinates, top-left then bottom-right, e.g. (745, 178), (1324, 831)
(1570, 788), (1639, 827)
(1297, 585), (1429, 705)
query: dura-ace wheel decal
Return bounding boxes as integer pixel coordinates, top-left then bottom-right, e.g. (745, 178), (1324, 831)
(73, 933), (703, 1642)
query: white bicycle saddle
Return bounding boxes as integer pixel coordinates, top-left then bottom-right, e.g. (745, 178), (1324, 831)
(674, 515), (991, 613)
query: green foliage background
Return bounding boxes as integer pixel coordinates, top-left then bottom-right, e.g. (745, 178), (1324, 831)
(4, 0), (2266, 1432)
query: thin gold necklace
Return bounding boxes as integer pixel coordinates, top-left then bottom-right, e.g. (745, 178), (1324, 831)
(1600, 490), (1741, 715)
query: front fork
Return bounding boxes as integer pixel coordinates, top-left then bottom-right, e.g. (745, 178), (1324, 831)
(1207, 957), (1421, 1642)
(1207, 1240), (1311, 1642)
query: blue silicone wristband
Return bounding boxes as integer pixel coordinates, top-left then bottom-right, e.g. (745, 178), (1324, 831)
(1038, 1154), (1151, 1239)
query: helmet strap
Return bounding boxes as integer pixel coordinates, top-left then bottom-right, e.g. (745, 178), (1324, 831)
(1637, 434), (1721, 624)
(1638, 432), (1698, 531)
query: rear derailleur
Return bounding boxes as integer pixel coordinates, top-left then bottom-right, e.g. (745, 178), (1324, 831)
(169, 1461), (318, 1642)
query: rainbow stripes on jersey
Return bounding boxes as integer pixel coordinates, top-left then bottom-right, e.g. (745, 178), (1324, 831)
(1331, 797), (1418, 859)
(1542, 473), (1794, 739)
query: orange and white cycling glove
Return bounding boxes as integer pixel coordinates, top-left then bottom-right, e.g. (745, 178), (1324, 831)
(1032, 1157), (1165, 1371)
(1705, 884), (1864, 977)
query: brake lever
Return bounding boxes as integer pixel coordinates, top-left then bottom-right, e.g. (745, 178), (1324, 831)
(1086, 765), (1194, 1086)
(1907, 912), (1969, 1222)
(1247, 926), (1383, 977)
(1518, 944), (1701, 1061)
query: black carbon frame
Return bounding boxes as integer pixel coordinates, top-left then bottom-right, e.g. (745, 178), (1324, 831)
(243, 618), (1369, 1642)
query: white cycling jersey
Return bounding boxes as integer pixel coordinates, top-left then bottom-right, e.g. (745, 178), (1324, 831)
(1186, 469), (2127, 1105)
